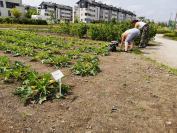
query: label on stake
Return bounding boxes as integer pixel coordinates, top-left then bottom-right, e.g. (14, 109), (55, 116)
(51, 70), (64, 81)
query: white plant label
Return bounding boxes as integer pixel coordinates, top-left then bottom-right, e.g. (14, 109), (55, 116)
(51, 70), (64, 81)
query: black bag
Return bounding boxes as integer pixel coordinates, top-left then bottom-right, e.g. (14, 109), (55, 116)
(108, 41), (119, 52)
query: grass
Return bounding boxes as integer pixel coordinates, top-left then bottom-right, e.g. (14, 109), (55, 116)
(143, 57), (177, 76)
(164, 34), (177, 41)
(161, 30), (177, 41)
(132, 48), (143, 55)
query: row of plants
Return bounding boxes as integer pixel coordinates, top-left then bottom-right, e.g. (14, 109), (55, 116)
(0, 30), (107, 76)
(157, 26), (172, 34)
(50, 21), (157, 43)
(0, 17), (47, 25)
(0, 56), (71, 104)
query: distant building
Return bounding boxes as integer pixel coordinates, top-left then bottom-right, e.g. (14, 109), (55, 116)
(0, 0), (25, 17)
(74, 0), (136, 23)
(37, 2), (73, 22)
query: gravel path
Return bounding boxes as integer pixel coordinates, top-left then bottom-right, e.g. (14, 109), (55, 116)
(142, 34), (177, 68)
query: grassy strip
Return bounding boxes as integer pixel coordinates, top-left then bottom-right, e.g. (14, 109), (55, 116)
(131, 46), (177, 76)
(132, 48), (143, 55)
(143, 57), (177, 76)
(164, 33), (177, 41)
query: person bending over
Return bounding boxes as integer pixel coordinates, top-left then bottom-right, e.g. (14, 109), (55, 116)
(120, 28), (140, 52)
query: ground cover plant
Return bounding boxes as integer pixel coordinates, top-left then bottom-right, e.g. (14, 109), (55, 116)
(0, 30), (109, 76)
(0, 56), (71, 104)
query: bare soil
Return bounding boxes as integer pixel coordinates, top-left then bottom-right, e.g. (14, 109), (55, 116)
(1, 51), (177, 133)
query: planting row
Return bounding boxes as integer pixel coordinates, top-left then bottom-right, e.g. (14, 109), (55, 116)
(0, 56), (71, 104)
(50, 22), (157, 43)
(0, 30), (107, 76)
(0, 17), (47, 25)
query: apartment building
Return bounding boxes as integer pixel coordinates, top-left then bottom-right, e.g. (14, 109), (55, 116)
(0, 0), (24, 17)
(74, 0), (136, 23)
(38, 2), (73, 22)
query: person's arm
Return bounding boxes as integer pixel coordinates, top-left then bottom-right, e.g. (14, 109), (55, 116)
(121, 33), (127, 44)
(119, 33), (126, 48)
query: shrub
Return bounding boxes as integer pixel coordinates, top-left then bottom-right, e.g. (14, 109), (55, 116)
(0, 17), (47, 25)
(11, 8), (22, 18)
(70, 23), (88, 38)
(53, 23), (70, 34)
(87, 21), (132, 41)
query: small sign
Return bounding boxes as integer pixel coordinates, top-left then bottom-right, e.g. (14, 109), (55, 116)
(51, 70), (64, 81)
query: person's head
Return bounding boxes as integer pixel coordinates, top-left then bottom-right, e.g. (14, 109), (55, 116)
(132, 20), (139, 26)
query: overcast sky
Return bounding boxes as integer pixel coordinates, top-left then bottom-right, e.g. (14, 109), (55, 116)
(23, 0), (177, 22)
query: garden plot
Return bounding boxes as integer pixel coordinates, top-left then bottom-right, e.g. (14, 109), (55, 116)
(0, 30), (110, 104)
(0, 30), (109, 76)
(0, 56), (71, 104)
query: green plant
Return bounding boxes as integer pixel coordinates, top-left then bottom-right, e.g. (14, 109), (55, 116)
(72, 55), (101, 76)
(70, 23), (88, 38)
(0, 56), (71, 104)
(11, 8), (22, 18)
(0, 17), (47, 25)
(25, 8), (37, 18)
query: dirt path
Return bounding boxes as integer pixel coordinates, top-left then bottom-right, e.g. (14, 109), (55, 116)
(1, 51), (177, 132)
(142, 34), (177, 68)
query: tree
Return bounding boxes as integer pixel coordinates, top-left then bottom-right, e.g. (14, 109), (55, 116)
(25, 8), (37, 18)
(111, 18), (117, 24)
(11, 8), (22, 18)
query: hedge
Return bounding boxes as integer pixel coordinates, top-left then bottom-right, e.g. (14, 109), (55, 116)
(51, 21), (157, 44)
(0, 17), (47, 25)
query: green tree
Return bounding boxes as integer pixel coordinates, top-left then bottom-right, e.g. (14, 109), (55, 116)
(11, 8), (22, 18)
(25, 8), (37, 18)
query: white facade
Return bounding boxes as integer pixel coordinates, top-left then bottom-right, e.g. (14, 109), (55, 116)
(38, 2), (72, 22)
(74, 0), (136, 23)
(0, 0), (24, 17)
(31, 15), (50, 20)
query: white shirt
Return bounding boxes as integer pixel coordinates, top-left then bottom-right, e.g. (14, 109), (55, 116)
(136, 22), (146, 29)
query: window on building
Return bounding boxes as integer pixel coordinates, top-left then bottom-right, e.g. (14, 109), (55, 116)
(0, 1), (3, 7)
(6, 2), (19, 8)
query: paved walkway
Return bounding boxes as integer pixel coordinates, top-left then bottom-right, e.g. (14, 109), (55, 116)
(142, 34), (177, 68)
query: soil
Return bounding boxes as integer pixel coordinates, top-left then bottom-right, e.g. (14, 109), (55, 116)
(1, 51), (177, 133)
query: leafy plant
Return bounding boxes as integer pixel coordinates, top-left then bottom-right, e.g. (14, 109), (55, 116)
(0, 56), (71, 104)
(72, 55), (101, 76)
(11, 8), (22, 18)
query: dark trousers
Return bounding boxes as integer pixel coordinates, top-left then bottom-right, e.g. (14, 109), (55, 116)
(140, 25), (149, 47)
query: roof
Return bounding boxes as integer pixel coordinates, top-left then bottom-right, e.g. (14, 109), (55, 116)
(76, 0), (136, 16)
(40, 1), (72, 10)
